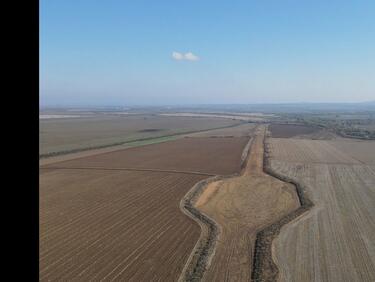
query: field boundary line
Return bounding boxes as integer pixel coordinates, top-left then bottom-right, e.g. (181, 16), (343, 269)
(40, 166), (216, 177)
(178, 132), (255, 281)
(251, 127), (314, 282)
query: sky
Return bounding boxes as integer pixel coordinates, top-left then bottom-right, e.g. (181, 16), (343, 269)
(40, 1), (375, 106)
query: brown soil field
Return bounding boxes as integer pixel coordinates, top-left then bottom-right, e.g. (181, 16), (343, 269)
(40, 135), (249, 281)
(40, 115), (240, 155)
(269, 124), (319, 138)
(42, 137), (249, 175)
(269, 138), (375, 282)
(39, 136), (180, 166)
(186, 123), (257, 138)
(40, 169), (205, 281)
(188, 125), (300, 281)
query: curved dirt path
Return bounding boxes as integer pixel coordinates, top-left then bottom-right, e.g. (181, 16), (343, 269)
(180, 125), (301, 281)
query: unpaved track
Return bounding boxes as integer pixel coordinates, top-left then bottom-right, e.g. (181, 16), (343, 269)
(269, 138), (375, 282)
(189, 125), (300, 281)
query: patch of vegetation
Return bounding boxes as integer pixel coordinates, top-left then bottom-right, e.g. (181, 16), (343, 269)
(279, 111), (375, 140)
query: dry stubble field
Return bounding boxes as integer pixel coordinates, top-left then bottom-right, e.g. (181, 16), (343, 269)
(269, 137), (375, 282)
(40, 135), (250, 281)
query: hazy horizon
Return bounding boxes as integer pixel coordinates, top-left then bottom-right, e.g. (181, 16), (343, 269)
(40, 1), (375, 106)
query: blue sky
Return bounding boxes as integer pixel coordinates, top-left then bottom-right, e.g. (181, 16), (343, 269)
(40, 1), (375, 106)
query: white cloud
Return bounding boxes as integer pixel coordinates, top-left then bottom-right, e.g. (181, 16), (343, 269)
(172, 51), (200, 61)
(184, 52), (199, 61)
(172, 51), (184, 60)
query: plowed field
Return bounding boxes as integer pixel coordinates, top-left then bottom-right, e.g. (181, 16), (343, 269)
(40, 169), (205, 281)
(43, 137), (249, 175)
(40, 136), (249, 281)
(269, 124), (319, 138)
